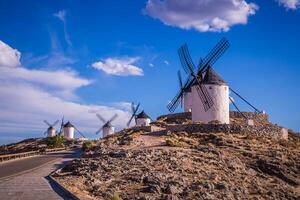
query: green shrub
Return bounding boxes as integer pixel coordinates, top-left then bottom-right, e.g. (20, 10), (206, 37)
(46, 135), (66, 148)
(82, 141), (93, 151)
(106, 193), (122, 200)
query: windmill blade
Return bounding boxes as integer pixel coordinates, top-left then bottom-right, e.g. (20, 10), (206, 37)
(95, 127), (103, 135)
(177, 70), (183, 89)
(178, 44), (196, 75)
(194, 79), (214, 111)
(134, 103), (140, 114)
(43, 130), (48, 135)
(131, 102), (135, 114)
(74, 126), (86, 138)
(180, 47), (214, 110)
(51, 120), (59, 127)
(96, 113), (106, 123)
(59, 116), (64, 134)
(109, 114), (118, 123)
(197, 58), (204, 72)
(198, 38), (230, 74)
(167, 75), (194, 112)
(127, 114), (135, 127)
(177, 70), (184, 108)
(167, 89), (184, 113)
(43, 120), (51, 127)
(183, 44), (197, 70)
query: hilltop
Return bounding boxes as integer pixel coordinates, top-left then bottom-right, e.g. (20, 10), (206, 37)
(53, 112), (300, 200)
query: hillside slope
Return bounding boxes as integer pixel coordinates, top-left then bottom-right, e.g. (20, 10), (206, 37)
(54, 114), (300, 200)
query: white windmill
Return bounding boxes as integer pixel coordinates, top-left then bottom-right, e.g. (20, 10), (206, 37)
(43, 120), (59, 137)
(95, 113), (118, 138)
(127, 102), (151, 127)
(168, 38), (263, 124)
(63, 121), (86, 140)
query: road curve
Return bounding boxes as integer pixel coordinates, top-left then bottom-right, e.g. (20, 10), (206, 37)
(0, 151), (79, 179)
(0, 150), (80, 200)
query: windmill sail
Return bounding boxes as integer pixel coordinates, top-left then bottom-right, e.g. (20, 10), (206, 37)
(168, 38), (230, 113)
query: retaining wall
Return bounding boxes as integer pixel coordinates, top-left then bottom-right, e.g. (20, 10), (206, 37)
(166, 123), (288, 140)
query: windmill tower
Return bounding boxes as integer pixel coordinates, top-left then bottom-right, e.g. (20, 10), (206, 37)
(191, 67), (229, 124)
(168, 38), (230, 124)
(63, 121), (85, 140)
(43, 120), (59, 137)
(127, 102), (152, 127)
(95, 113), (118, 138)
(63, 121), (75, 139)
(136, 111), (151, 126)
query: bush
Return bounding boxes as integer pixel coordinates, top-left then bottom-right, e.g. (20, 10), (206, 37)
(46, 135), (66, 148)
(107, 193), (122, 200)
(82, 141), (93, 151)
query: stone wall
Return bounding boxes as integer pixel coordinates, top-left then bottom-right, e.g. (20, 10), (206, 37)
(230, 111), (269, 125)
(156, 112), (191, 125)
(166, 123), (288, 140)
(157, 111), (269, 126)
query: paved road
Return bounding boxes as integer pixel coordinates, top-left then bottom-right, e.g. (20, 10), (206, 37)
(0, 150), (80, 200)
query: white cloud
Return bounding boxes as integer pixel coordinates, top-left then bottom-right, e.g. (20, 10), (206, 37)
(0, 41), (132, 141)
(53, 10), (72, 46)
(277, 0), (300, 9)
(145, 0), (258, 32)
(0, 67), (90, 100)
(112, 102), (132, 111)
(0, 67), (90, 91)
(164, 60), (170, 65)
(149, 63), (154, 67)
(0, 40), (21, 67)
(54, 10), (67, 22)
(91, 57), (144, 76)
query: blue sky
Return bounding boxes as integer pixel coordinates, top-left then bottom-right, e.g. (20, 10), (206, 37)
(0, 0), (299, 144)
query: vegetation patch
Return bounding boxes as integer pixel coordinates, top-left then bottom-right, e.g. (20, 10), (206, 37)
(46, 135), (66, 148)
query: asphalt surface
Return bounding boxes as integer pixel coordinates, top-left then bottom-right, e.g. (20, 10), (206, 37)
(0, 150), (79, 180)
(0, 150), (81, 200)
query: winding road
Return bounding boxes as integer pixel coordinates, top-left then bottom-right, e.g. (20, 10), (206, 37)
(0, 150), (80, 200)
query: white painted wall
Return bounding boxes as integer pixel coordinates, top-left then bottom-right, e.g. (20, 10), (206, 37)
(47, 128), (56, 137)
(136, 118), (151, 126)
(64, 127), (75, 139)
(191, 84), (229, 124)
(183, 92), (192, 112)
(103, 126), (115, 137)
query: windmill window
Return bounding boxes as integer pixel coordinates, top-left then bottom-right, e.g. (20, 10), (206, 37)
(209, 86), (212, 89)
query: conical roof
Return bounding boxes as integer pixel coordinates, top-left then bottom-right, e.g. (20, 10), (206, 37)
(63, 121), (74, 128)
(136, 111), (150, 119)
(202, 67), (227, 85)
(47, 126), (55, 131)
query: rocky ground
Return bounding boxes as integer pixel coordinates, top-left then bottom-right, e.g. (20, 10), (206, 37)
(54, 115), (300, 200)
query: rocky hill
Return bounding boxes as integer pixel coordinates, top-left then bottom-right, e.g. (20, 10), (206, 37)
(54, 113), (300, 200)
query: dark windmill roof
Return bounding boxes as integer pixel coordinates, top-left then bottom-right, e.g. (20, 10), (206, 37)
(47, 126), (55, 130)
(136, 111), (150, 119)
(103, 121), (112, 128)
(63, 121), (74, 128)
(201, 67), (227, 85)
